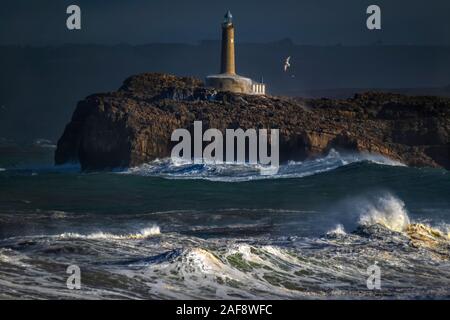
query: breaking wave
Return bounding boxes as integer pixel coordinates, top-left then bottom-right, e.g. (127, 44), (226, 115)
(350, 194), (450, 252)
(357, 194), (411, 232)
(1, 142), (450, 299)
(123, 149), (405, 182)
(1, 196), (450, 299)
(57, 225), (161, 240)
(333, 193), (450, 241)
(327, 224), (347, 236)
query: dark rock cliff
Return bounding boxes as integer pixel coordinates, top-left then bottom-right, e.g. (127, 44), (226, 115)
(55, 73), (450, 171)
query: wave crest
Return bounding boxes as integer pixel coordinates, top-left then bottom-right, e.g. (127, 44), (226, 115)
(122, 149), (404, 182)
(350, 194), (450, 253)
(57, 225), (161, 240)
(358, 194), (410, 232)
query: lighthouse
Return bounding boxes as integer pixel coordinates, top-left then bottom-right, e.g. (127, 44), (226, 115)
(221, 11), (236, 75)
(206, 11), (266, 95)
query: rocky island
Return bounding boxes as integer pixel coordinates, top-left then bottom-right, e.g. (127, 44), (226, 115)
(55, 73), (450, 171)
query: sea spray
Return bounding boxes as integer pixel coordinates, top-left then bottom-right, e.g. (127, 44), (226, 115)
(327, 224), (347, 236)
(358, 194), (410, 232)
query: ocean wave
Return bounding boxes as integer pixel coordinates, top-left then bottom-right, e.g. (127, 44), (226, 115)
(326, 224), (347, 236)
(57, 225), (161, 240)
(122, 149), (405, 182)
(357, 194), (411, 232)
(1, 211), (450, 299)
(0, 248), (30, 268)
(0, 168), (5, 172)
(126, 245), (307, 299)
(338, 193), (450, 254)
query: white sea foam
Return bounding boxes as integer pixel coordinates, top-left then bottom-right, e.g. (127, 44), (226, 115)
(57, 225), (161, 240)
(227, 244), (266, 265)
(141, 245), (303, 299)
(358, 194), (410, 232)
(262, 245), (299, 264)
(0, 168), (5, 172)
(327, 224), (347, 236)
(0, 249), (30, 268)
(183, 248), (228, 275)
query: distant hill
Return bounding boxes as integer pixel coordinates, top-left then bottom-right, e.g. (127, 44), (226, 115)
(1, 42), (450, 141)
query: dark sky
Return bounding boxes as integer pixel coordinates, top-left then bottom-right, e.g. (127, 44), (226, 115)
(1, 0), (449, 46)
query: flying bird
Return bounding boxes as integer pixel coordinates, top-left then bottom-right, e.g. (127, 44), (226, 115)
(284, 56), (291, 72)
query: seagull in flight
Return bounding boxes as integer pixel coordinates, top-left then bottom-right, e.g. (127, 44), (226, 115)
(284, 56), (291, 72)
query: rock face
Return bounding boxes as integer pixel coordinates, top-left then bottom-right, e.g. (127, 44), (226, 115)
(55, 73), (450, 171)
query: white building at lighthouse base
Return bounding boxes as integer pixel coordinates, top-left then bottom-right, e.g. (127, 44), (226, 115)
(206, 74), (266, 95)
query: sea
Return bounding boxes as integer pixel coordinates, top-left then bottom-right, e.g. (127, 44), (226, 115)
(0, 142), (449, 299)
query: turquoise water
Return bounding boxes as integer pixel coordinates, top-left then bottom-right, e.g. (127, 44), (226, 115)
(0, 145), (449, 299)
